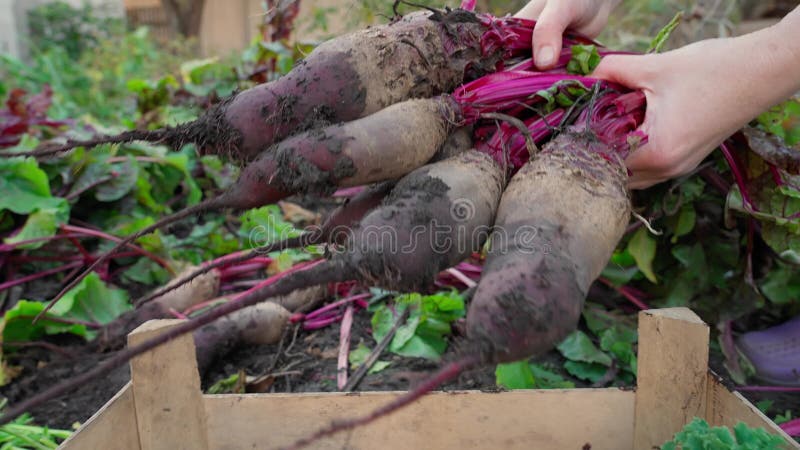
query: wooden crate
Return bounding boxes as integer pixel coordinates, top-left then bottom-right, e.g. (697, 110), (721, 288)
(58, 308), (799, 449)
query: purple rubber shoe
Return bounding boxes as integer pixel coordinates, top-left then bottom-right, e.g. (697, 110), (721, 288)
(737, 315), (800, 386)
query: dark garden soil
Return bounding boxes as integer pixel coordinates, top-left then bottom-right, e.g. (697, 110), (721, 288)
(2, 305), (797, 438)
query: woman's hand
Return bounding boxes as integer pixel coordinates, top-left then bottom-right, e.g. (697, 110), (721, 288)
(593, 16), (800, 189)
(515, 0), (621, 69)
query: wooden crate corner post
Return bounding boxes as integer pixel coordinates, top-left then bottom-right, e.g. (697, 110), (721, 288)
(633, 307), (710, 449)
(128, 319), (209, 450)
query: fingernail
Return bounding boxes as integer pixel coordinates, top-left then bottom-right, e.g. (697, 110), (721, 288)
(536, 46), (554, 67)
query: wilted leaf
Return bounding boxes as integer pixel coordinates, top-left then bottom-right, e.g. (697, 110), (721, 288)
(743, 126), (800, 174)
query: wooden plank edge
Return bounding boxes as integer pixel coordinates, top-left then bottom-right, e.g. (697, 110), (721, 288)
(58, 382), (140, 450)
(706, 372), (799, 449)
(202, 388), (636, 450)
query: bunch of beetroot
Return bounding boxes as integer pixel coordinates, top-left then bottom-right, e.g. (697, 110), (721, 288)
(0, 3), (648, 444)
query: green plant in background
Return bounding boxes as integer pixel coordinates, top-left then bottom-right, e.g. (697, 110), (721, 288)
(27, 1), (125, 60)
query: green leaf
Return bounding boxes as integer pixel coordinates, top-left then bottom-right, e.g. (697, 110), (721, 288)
(390, 307), (421, 350)
(760, 264), (800, 304)
(348, 342), (370, 367)
(495, 361), (535, 389)
(207, 372), (242, 394)
(0, 158), (53, 213)
(95, 157), (140, 201)
(121, 257), (171, 286)
(371, 304), (395, 343)
(647, 11), (683, 53)
(163, 153), (201, 204)
(563, 361), (608, 383)
(755, 400), (773, 414)
(529, 364), (575, 389)
(756, 97), (800, 146)
(0, 158), (69, 248)
(240, 205), (300, 246)
(599, 326), (638, 374)
(627, 228), (658, 283)
(4, 207), (67, 250)
(566, 45), (601, 75)
(372, 291), (464, 361)
(661, 418), (785, 449)
(672, 205), (696, 243)
(3, 300), (86, 343)
(391, 334), (446, 360)
(556, 331), (613, 366)
(601, 264), (639, 286)
(49, 272), (131, 339)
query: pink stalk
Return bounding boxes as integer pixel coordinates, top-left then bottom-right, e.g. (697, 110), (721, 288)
(60, 225), (172, 270)
(445, 268), (477, 288)
(769, 164), (783, 186)
(780, 418), (800, 437)
(218, 262), (269, 280)
(246, 259), (324, 292)
(304, 315), (343, 330)
(182, 297), (229, 316)
(598, 277), (649, 310)
(736, 386), (800, 393)
(332, 186), (366, 198)
(719, 142), (757, 211)
(337, 304), (355, 390)
(455, 262), (483, 273)
(0, 261), (83, 293)
(168, 308), (189, 320)
(304, 293), (371, 321)
(455, 72), (608, 118)
(0, 233), (86, 251)
(65, 235), (93, 263)
(9, 255), (81, 263)
(220, 280), (261, 291)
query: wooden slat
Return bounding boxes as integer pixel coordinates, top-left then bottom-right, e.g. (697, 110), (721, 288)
(204, 389), (635, 450)
(58, 382), (139, 450)
(706, 373), (800, 448)
(634, 308), (710, 449)
(128, 320), (209, 450)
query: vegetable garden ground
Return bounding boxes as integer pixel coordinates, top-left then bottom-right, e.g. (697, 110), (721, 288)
(0, 1), (798, 447)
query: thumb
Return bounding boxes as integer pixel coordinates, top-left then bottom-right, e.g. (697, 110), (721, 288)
(591, 54), (653, 89)
(532, 1), (572, 70)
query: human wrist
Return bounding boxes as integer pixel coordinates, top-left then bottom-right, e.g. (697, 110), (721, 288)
(719, 20), (800, 125)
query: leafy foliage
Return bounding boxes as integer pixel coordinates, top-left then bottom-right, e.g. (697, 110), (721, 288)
(3, 273), (130, 342)
(349, 342), (391, 374)
(370, 291), (465, 360)
(27, 1), (125, 60)
(661, 418), (784, 450)
(495, 361), (574, 389)
(0, 409), (71, 449)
